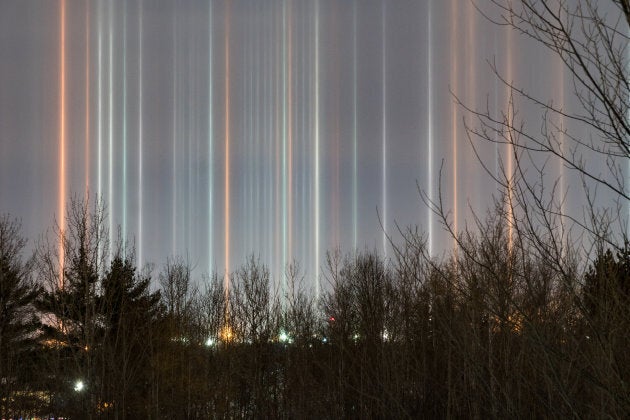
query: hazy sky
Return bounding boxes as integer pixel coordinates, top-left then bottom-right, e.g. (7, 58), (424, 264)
(0, 0), (597, 291)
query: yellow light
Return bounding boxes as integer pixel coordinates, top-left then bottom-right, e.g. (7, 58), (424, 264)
(220, 325), (234, 343)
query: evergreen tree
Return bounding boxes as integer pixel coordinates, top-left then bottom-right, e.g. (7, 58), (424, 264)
(0, 215), (41, 418)
(584, 245), (630, 324)
(100, 254), (162, 417)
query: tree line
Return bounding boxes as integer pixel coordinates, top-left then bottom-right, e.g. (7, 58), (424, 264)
(0, 195), (628, 419)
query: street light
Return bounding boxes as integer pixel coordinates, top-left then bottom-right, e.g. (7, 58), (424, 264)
(74, 380), (85, 392)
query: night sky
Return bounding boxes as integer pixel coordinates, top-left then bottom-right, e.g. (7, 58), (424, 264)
(0, 0), (605, 293)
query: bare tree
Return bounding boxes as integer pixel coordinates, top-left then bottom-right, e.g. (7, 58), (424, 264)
(419, 0), (630, 415)
(456, 0), (629, 250)
(153, 256), (200, 418)
(228, 256), (280, 417)
(35, 196), (108, 419)
(230, 256), (277, 345)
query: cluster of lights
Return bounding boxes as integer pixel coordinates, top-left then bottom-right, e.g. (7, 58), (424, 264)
(278, 330), (292, 344)
(180, 319), (394, 348)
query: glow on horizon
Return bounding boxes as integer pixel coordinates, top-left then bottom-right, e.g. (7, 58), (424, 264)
(59, 0), (66, 287)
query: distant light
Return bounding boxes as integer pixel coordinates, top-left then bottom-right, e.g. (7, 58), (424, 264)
(279, 330), (290, 343)
(382, 330), (390, 341)
(220, 325), (234, 342)
(322, 337), (328, 343)
(352, 333), (360, 341)
(205, 337), (216, 347)
(328, 316), (335, 322)
(74, 380), (85, 392)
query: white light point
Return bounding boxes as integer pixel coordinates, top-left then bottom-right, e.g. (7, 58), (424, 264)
(74, 380), (85, 392)
(279, 330), (290, 343)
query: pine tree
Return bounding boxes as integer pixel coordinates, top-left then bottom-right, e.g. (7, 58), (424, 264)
(100, 255), (162, 417)
(0, 215), (41, 418)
